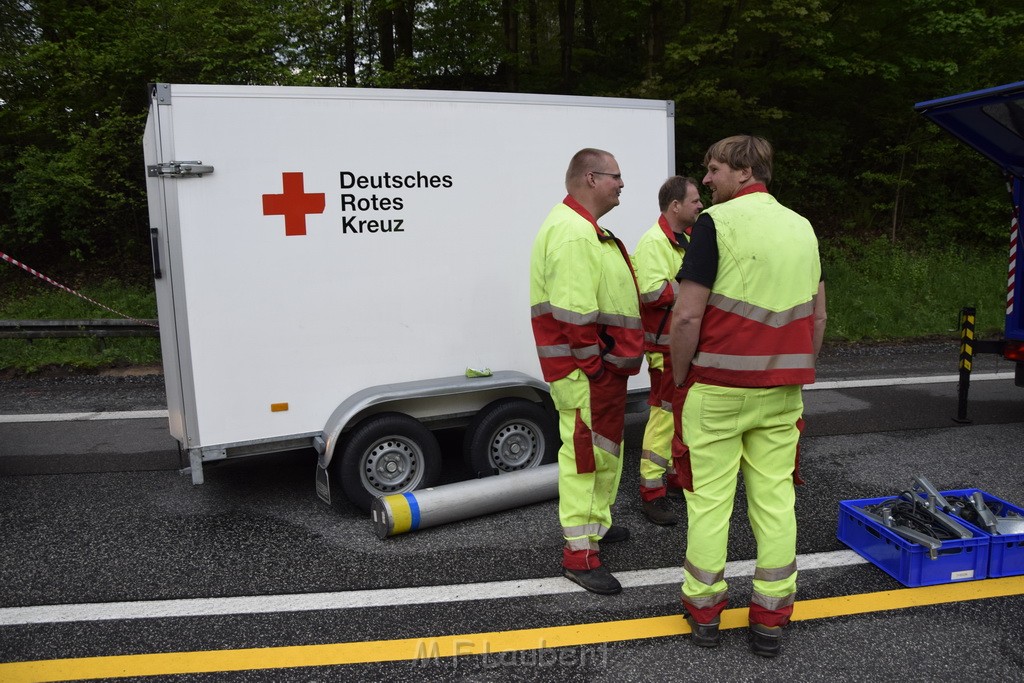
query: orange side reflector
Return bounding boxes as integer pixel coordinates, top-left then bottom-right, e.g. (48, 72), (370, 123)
(270, 403), (289, 412)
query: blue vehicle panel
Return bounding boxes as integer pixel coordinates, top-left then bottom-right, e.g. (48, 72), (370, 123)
(916, 82), (1024, 357)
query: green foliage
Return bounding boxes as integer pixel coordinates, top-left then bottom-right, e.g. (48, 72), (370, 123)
(650, 0), (1024, 248)
(412, 1), (503, 88)
(0, 279), (156, 319)
(821, 238), (1006, 341)
(0, 0), (301, 271)
(0, 336), (161, 374)
(0, 278), (160, 373)
(0, 0), (1022, 276)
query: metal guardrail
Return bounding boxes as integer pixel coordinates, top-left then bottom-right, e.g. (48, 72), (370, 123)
(0, 319), (160, 339)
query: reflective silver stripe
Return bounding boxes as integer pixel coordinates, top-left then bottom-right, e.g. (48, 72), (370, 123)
(596, 311), (642, 329)
(685, 558), (724, 586)
(571, 344), (600, 360)
(531, 302), (601, 326)
(536, 344), (570, 358)
(708, 293), (814, 328)
(682, 590), (728, 610)
(593, 432), (620, 457)
(692, 351), (815, 372)
(532, 301), (640, 329)
(534, 344), (638, 370)
(660, 399), (673, 412)
(535, 344), (599, 360)
(754, 560), (797, 583)
(644, 331), (672, 347)
(563, 523), (606, 540)
(530, 301), (551, 318)
(564, 538), (599, 552)
(641, 450), (669, 468)
(751, 590), (796, 611)
(641, 281), (672, 304)
(641, 478), (663, 489)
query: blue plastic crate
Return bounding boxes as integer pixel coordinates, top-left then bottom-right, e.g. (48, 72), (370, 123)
(929, 489), (1024, 578)
(837, 496), (989, 587)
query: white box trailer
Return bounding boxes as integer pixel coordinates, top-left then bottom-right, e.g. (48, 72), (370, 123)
(143, 83), (675, 511)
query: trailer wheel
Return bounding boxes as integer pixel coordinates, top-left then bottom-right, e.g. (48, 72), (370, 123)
(463, 398), (558, 477)
(337, 413), (441, 513)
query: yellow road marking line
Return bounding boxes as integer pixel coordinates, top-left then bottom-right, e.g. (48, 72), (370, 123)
(2, 576), (1022, 682)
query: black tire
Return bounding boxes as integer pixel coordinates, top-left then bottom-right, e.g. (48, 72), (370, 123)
(462, 398), (559, 477)
(335, 412), (442, 513)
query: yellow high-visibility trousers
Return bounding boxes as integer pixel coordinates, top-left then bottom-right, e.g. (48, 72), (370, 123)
(550, 369), (628, 570)
(680, 382), (802, 626)
(640, 352), (676, 500)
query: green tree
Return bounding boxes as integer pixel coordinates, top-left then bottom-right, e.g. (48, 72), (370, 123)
(0, 0), (300, 273)
(1, 0), (1022, 281)
(651, 0), (1024, 246)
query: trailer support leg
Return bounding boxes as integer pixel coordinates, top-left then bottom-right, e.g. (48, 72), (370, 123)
(189, 450), (205, 485)
(955, 307), (975, 424)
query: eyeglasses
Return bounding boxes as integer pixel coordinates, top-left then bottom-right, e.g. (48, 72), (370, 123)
(589, 171), (622, 180)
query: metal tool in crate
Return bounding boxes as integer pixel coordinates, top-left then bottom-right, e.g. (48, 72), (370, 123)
(924, 489), (1024, 535)
(855, 476), (975, 560)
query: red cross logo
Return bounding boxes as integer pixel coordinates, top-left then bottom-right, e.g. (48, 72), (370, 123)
(262, 172), (326, 236)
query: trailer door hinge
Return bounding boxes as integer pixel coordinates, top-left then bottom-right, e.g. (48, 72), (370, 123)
(148, 161), (214, 178)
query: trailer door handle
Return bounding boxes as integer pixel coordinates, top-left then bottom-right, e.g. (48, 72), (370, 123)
(150, 227), (162, 279)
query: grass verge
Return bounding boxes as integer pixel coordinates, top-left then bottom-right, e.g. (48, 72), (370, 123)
(822, 239), (1006, 341)
(0, 277), (160, 375)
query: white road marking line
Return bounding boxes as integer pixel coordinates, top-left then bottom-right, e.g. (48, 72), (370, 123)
(0, 550), (865, 626)
(807, 372), (1012, 391)
(0, 410), (168, 423)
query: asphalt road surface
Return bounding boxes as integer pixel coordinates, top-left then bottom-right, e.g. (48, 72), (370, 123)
(1, 342), (1023, 682)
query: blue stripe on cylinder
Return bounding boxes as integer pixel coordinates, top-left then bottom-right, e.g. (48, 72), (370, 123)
(404, 492), (421, 530)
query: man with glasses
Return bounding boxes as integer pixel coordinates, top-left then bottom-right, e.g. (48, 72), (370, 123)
(631, 176), (703, 526)
(529, 148), (644, 595)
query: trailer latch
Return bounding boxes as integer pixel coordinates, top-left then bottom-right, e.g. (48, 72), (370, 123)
(148, 161), (214, 178)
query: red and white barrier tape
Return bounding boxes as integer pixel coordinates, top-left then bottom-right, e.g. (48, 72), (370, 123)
(1009, 181), (1018, 316)
(1, 251), (158, 328)
(1007, 205), (1015, 317)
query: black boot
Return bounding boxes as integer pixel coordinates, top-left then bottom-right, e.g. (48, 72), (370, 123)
(685, 615), (721, 647)
(642, 496), (678, 525)
(748, 623), (782, 657)
(601, 525), (630, 543)
(563, 565), (622, 595)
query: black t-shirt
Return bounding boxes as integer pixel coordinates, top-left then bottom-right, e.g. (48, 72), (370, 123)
(676, 213), (718, 287)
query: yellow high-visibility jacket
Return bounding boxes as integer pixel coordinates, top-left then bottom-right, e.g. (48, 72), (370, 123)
(530, 196), (643, 382)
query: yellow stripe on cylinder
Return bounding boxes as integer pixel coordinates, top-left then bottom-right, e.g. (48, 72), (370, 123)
(371, 465), (559, 540)
(373, 493), (415, 538)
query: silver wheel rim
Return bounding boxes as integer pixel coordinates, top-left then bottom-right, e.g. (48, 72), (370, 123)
(488, 420), (543, 472)
(360, 437), (425, 494)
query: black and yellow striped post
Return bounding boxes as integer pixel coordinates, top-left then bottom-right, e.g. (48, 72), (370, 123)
(955, 307), (976, 423)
